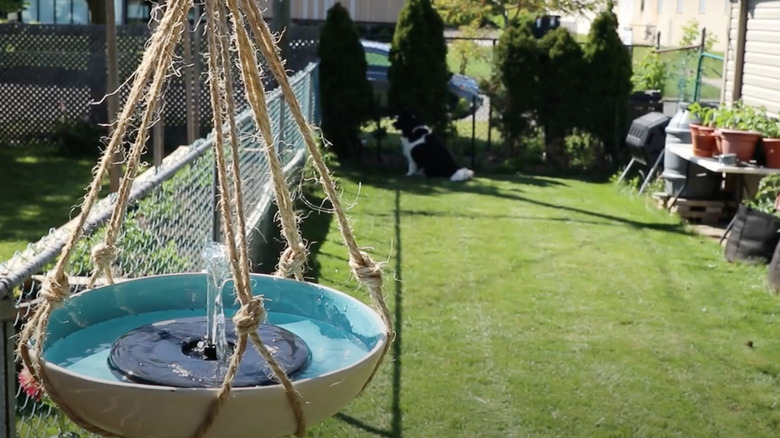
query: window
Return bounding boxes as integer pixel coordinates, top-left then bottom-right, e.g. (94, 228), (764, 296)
(700, 0), (707, 14)
(677, 0), (683, 14)
(22, 0), (123, 24)
(657, 0), (664, 14)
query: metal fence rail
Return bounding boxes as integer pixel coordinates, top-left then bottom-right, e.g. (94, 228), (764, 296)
(0, 61), (319, 438)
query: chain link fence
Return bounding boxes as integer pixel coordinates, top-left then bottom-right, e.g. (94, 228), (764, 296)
(0, 61), (319, 438)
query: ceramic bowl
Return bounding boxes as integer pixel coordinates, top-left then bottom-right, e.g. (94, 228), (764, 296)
(37, 273), (388, 438)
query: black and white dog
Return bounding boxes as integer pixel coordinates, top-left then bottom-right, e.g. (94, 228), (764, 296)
(392, 112), (474, 182)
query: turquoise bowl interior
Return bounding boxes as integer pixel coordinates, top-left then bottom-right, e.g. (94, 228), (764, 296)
(42, 273), (386, 381)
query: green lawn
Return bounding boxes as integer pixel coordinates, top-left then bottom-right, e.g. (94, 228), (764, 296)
(0, 147), (106, 262)
(299, 165), (780, 437)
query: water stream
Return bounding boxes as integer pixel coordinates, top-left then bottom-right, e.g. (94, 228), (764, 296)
(201, 242), (230, 368)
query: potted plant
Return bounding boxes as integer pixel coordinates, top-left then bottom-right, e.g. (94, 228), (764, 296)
(755, 110), (780, 168)
(712, 101), (762, 163)
(725, 174), (780, 264)
(687, 102), (716, 157)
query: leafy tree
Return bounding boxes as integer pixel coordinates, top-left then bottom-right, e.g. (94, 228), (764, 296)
(388, 0), (450, 134)
(675, 19), (718, 100)
(632, 52), (668, 94)
(538, 26), (584, 168)
(317, 2), (374, 159)
(450, 22), (491, 75)
(86, 0), (107, 24)
(0, 0), (23, 14)
(582, 0), (631, 163)
(493, 18), (541, 155)
(434, 0), (607, 28)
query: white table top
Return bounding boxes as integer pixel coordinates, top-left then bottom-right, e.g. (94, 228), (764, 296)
(666, 143), (780, 176)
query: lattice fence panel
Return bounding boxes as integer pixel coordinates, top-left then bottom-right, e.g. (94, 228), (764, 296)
(0, 22), (320, 146)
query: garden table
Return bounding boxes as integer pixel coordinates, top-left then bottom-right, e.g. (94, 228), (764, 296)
(665, 143), (780, 208)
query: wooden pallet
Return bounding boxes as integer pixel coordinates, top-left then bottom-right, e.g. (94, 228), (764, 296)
(651, 192), (736, 224)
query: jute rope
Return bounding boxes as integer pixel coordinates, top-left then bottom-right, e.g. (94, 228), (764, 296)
(221, 0), (307, 282)
(238, 0), (395, 389)
(17, 0), (191, 435)
(18, 0), (189, 380)
(189, 2), (304, 437)
(18, 0), (394, 436)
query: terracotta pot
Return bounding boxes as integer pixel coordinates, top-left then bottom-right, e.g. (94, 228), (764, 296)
(692, 131), (717, 157)
(764, 138), (780, 168)
(716, 128), (761, 163)
(689, 124), (701, 150)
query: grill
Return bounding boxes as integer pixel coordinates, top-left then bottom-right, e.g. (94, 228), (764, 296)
(618, 111), (671, 193)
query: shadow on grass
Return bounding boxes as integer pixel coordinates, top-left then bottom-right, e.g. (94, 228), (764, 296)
(333, 188), (403, 437)
(0, 147), (98, 243)
(335, 165), (690, 237)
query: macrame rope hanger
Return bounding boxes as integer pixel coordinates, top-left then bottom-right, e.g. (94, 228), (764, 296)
(17, 0), (394, 437)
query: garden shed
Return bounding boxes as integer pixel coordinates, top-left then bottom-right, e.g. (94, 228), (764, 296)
(723, 0), (780, 114)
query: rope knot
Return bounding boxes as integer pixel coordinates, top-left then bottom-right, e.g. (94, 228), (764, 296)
(40, 272), (70, 307)
(349, 251), (383, 290)
(276, 243), (307, 278)
(91, 242), (119, 267)
(233, 296), (267, 337)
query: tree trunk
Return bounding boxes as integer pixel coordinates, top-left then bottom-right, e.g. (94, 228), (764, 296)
(87, 0), (108, 25)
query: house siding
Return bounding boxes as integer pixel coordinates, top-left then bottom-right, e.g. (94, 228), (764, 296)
(741, 0), (780, 114)
(722, 0), (741, 103)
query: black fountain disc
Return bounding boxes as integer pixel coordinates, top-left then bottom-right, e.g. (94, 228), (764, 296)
(108, 316), (310, 388)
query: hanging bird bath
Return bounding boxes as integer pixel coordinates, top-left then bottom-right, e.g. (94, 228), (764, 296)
(33, 273), (387, 438)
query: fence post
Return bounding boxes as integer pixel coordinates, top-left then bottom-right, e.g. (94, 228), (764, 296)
(106, 0), (122, 192)
(0, 296), (16, 438)
(486, 38), (496, 153)
(693, 27), (707, 102)
(471, 95), (477, 168)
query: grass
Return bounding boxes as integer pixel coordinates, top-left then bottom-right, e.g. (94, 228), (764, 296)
(298, 164), (780, 437)
(0, 146), (106, 263)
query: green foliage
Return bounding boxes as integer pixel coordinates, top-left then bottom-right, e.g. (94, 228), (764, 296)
(632, 52), (668, 94)
(747, 174), (780, 217)
(317, 3), (373, 159)
(0, 0), (24, 13)
(493, 19), (541, 155)
(711, 101), (764, 132)
(687, 102), (715, 127)
(433, 0), (607, 28)
(388, 0), (450, 134)
(565, 129), (601, 170)
(583, 2), (632, 161)
(680, 18), (718, 51)
(50, 118), (105, 158)
(674, 19), (718, 100)
(538, 26), (585, 168)
(450, 22), (491, 75)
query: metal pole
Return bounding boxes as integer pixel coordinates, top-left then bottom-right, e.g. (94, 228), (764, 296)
(487, 38), (496, 153)
(1, 297), (16, 438)
(106, 0), (122, 192)
(193, 4), (202, 140)
(152, 5), (164, 168)
(471, 95), (477, 168)
(271, 0), (292, 61)
(693, 28), (707, 102)
(182, 14), (197, 145)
